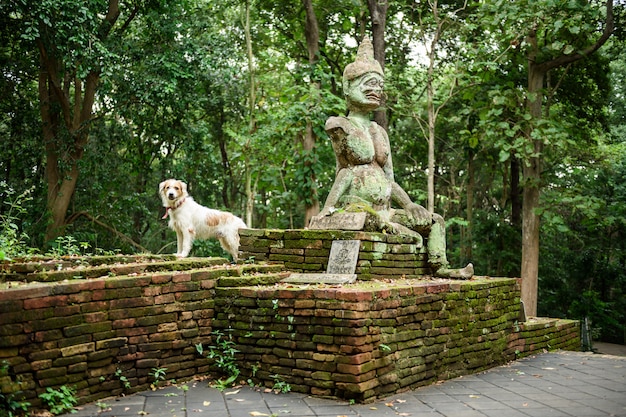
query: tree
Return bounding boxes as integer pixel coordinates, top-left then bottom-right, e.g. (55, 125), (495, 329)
(479, 0), (614, 316)
(13, 0), (160, 242)
(367, 0), (389, 130)
(301, 0), (321, 227)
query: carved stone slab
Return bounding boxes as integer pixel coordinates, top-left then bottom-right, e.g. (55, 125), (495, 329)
(308, 212), (367, 231)
(282, 273), (357, 285)
(281, 240), (361, 285)
(326, 239), (361, 274)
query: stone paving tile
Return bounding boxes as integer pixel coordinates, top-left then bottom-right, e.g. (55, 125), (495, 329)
(60, 351), (626, 417)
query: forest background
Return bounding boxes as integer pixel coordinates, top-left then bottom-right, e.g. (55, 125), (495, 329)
(0, 0), (625, 344)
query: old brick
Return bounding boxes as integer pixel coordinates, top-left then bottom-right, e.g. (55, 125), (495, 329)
(0, 300), (24, 315)
(64, 322), (111, 338)
(172, 273), (192, 282)
(60, 343), (94, 357)
(96, 337), (128, 350)
(24, 295), (68, 309)
(110, 297), (153, 309)
(137, 313), (177, 327)
(155, 294), (176, 304)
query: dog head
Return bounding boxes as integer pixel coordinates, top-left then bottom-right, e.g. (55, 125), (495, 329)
(159, 179), (188, 207)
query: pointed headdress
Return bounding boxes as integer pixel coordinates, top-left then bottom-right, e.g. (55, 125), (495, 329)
(343, 37), (384, 82)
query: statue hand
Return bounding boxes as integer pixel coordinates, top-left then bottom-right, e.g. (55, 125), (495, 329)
(407, 203), (432, 225)
(312, 207), (334, 222)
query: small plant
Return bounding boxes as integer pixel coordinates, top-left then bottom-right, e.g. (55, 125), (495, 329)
(149, 368), (168, 390)
(0, 183), (35, 261)
(38, 386), (78, 415)
(379, 344), (392, 353)
(197, 330), (241, 391)
(48, 235), (89, 257)
(246, 363), (260, 387)
(96, 402), (111, 413)
(270, 374), (291, 394)
(211, 374), (239, 392)
(0, 392), (31, 417)
(114, 368), (131, 390)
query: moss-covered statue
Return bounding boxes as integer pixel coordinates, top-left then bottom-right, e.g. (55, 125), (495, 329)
(312, 37), (473, 279)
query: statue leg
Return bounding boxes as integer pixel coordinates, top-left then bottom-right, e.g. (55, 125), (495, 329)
(427, 214), (448, 267)
(429, 214), (474, 279)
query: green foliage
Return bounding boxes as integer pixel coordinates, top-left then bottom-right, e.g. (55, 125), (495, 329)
(0, 362), (31, 417)
(270, 374), (291, 394)
(38, 386), (77, 415)
(149, 367), (168, 389)
(0, 393), (30, 417)
(0, 183), (36, 260)
(114, 368), (131, 391)
(47, 236), (90, 257)
(197, 330), (240, 390)
(1, 0), (625, 344)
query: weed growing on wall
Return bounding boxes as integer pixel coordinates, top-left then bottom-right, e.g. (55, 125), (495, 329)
(149, 368), (168, 390)
(195, 329), (240, 390)
(38, 386), (78, 415)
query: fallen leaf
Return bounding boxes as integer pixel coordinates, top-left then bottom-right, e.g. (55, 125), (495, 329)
(385, 402), (395, 407)
(469, 395), (480, 398)
(249, 412), (269, 417)
(398, 413), (411, 416)
(369, 407), (378, 410)
(542, 367), (555, 370)
(522, 403), (528, 407)
(125, 407), (130, 411)
(235, 399), (245, 402)
(203, 401), (211, 407)
(225, 389), (240, 395)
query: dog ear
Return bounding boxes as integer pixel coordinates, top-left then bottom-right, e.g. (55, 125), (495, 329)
(159, 181), (166, 193)
(180, 181), (188, 194)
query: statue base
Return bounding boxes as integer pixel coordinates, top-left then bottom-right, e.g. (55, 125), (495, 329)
(239, 228), (429, 280)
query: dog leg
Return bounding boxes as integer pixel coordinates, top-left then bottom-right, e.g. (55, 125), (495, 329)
(218, 233), (240, 262)
(179, 228), (194, 258)
(176, 230), (185, 256)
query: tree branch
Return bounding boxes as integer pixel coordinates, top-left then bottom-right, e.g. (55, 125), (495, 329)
(536, 0), (614, 73)
(66, 211), (150, 253)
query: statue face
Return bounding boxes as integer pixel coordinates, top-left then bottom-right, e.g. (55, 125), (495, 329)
(345, 72), (384, 112)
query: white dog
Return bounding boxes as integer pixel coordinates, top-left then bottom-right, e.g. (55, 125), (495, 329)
(159, 179), (247, 261)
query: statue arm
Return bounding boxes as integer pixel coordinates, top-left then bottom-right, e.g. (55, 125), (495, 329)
(317, 168), (353, 217)
(391, 182), (432, 226)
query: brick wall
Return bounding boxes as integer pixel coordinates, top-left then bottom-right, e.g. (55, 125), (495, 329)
(213, 277), (578, 402)
(0, 253), (580, 406)
(1, 265), (229, 407)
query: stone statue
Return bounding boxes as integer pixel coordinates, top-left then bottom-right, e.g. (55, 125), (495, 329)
(312, 37), (473, 279)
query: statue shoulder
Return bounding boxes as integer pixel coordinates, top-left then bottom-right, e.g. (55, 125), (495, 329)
(325, 116), (351, 133)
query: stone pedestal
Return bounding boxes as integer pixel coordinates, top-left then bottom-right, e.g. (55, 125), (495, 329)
(239, 228), (430, 280)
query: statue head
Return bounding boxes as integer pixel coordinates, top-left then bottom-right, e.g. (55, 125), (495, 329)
(343, 37), (384, 112)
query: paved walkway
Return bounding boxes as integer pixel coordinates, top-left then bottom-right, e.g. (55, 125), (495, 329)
(71, 350), (626, 417)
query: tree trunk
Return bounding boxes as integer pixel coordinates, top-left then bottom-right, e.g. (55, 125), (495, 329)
(462, 147), (474, 263)
(520, 1), (613, 317)
(39, 59), (96, 242)
(520, 40), (545, 318)
(38, 0), (121, 242)
(244, 0), (256, 227)
(302, 0), (321, 227)
(510, 155), (521, 227)
(367, 0), (388, 130)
